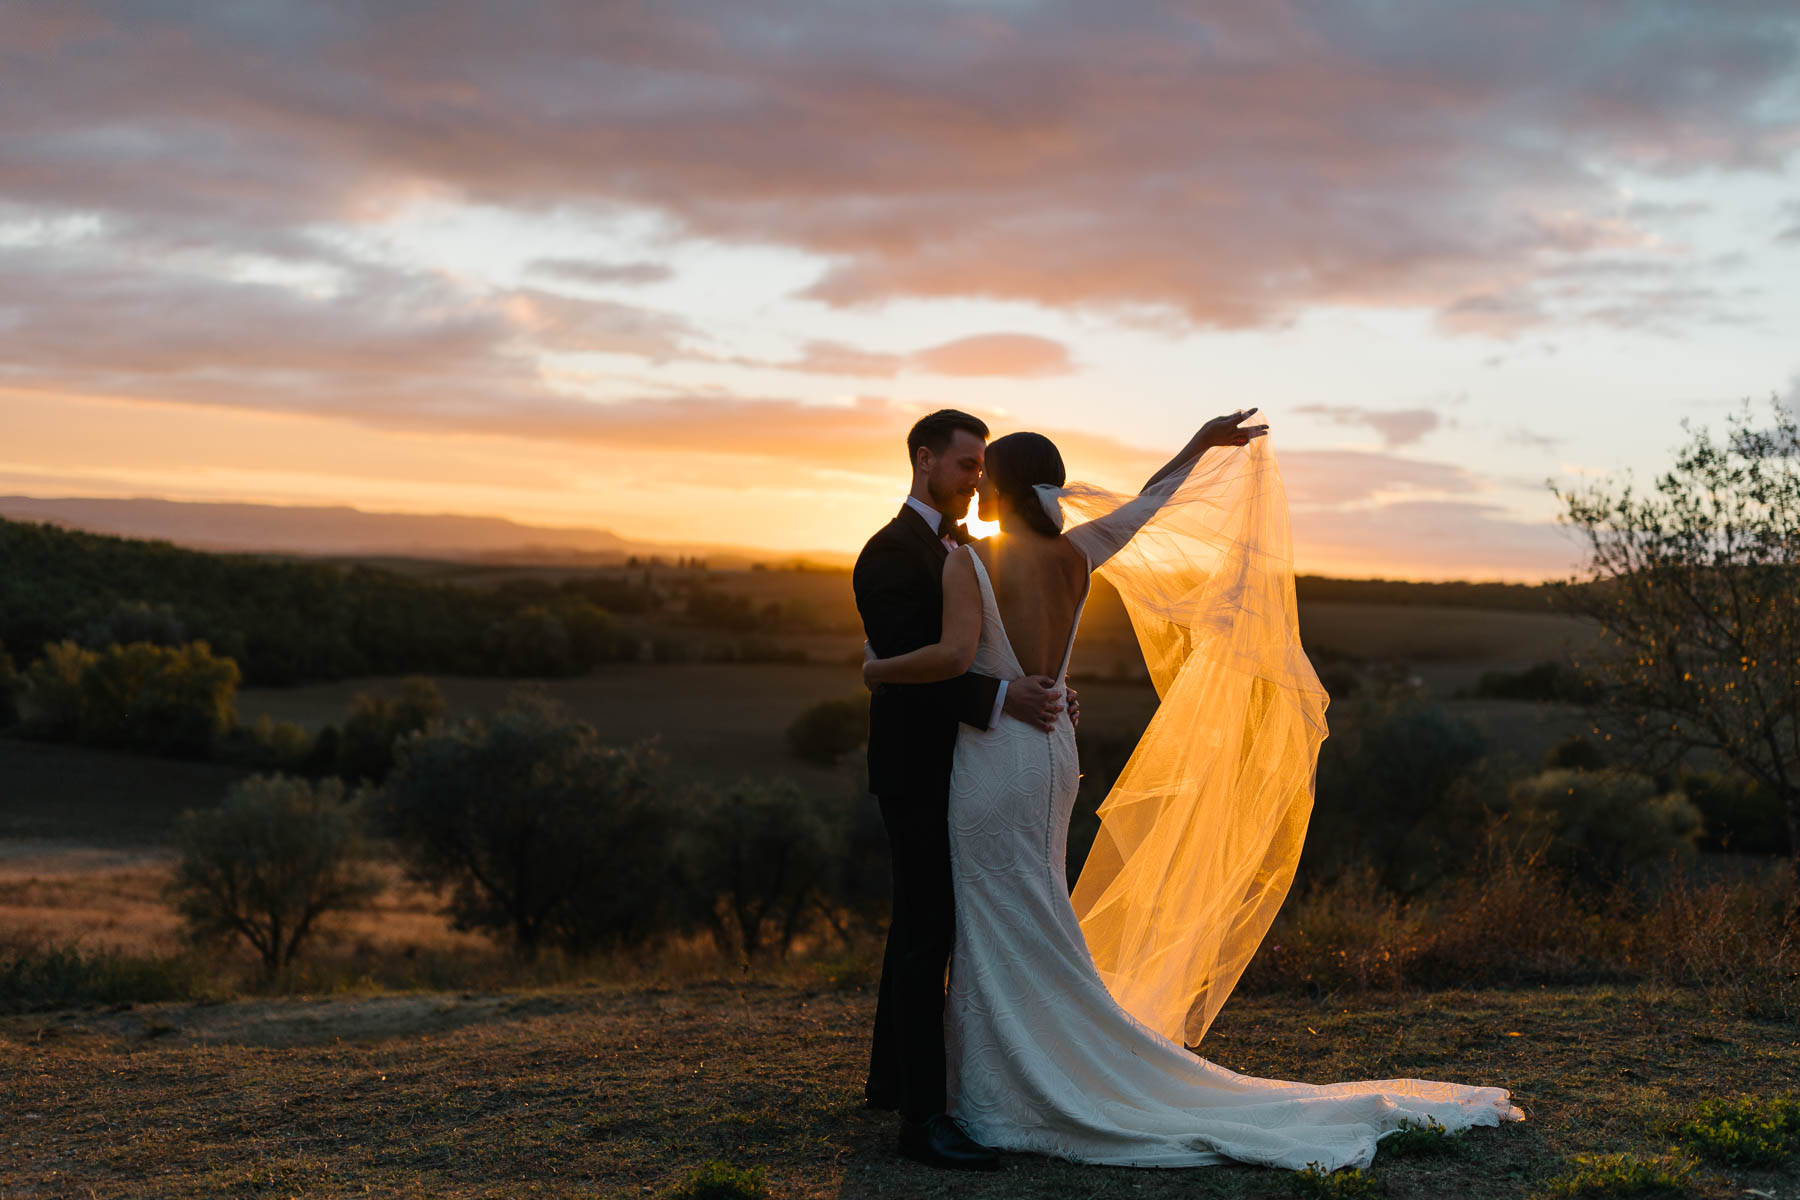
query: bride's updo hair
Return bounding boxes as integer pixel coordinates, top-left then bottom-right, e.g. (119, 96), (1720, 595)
(985, 432), (1065, 536)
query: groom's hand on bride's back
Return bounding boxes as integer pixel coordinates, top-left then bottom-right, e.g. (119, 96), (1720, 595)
(1005, 675), (1065, 731)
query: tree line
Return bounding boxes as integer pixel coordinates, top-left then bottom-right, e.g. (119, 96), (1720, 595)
(165, 690), (887, 976)
(0, 519), (834, 689)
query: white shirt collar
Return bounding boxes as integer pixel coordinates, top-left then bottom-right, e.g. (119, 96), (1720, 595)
(903, 494), (948, 536)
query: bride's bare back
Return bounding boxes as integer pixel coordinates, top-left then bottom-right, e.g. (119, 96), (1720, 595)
(971, 532), (1089, 678)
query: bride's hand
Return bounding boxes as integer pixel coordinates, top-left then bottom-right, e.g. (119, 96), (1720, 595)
(1198, 408), (1268, 450)
(862, 641), (882, 692)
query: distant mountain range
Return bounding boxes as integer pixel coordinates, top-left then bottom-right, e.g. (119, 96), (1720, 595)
(0, 496), (854, 568)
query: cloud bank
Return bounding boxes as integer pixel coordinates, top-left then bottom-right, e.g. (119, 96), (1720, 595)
(3, 0), (1791, 576)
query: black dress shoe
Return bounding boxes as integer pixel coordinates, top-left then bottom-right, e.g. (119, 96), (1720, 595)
(897, 1113), (1001, 1172)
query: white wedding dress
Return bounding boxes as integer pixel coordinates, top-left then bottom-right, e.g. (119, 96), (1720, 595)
(942, 504), (1523, 1170)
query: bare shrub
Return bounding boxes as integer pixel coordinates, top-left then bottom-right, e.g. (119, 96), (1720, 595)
(1407, 836), (1616, 988)
(1239, 865), (1418, 993)
(1241, 821), (1797, 1018)
(1631, 868), (1799, 1020)
(1555, 399), (1800, 883)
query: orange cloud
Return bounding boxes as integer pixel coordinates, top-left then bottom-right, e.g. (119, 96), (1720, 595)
(2, 386), (1570, 577)
(908, 333), (1073, 378)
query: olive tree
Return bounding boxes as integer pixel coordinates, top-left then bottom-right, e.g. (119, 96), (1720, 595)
(1554, 400), (1800, 883)
(675, 777), (840, 959)
(377, 690), (675, 956)
(336, 675), (447, 783)
(166, 774), (382, 977)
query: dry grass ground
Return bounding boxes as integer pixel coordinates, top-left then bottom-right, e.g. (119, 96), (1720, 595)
(3, 980), (1796, 1199)
(0, 851), (487, 963)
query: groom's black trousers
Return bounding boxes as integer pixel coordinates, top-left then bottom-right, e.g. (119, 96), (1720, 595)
(867, 792), (955, 1122)
(854, 505), (1000, 1122)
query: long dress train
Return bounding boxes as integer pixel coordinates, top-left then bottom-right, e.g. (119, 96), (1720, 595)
(943, 440), (1523, 1171)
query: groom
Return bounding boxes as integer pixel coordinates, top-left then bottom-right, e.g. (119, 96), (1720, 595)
(853, 408), (1071, 1171)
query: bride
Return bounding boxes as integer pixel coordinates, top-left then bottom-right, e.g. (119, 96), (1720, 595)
(862, 410), (1524, 1170)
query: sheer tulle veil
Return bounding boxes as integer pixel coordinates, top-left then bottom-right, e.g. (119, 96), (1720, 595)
(1040, 433), (1329, 1048)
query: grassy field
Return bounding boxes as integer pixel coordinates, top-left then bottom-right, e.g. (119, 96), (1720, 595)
(4, 979), (1796, 1199)
(0, 595), (1657, 1198)
(0, 654), (1591, 854)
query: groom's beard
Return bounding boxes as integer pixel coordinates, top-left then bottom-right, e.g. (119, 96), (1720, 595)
(930, 485), (975, 521)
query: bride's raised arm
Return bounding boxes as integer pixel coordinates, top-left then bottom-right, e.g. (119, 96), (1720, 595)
(862, 547), (983, 686)
(1062, 407), (1267, 570)
(1143, 407), (1267, 493)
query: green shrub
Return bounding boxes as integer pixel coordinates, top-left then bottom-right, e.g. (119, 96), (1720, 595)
(1504, 768), (1702, 885)
(482, 605), (571, 676)
(1377, 1116), (1466, 1158)
(554, 597), (632, 670)
(0, 943), (213, 1012)
(1680, 768), (1789, 855)
(337, 676), (447, 783)
(814, 772), (893, 940)
(19, 639), (93, 739)
(1306, 700), (1490, 893)
(1287, 1163), (1383, 1198)
(784, 696), (868, 766)
(76, 598), (187, 649)
(676, 778), (839, 959)
(1540, 1152), (1694, 1198)
(1471, 660), (1586, 702)
(22, 639), (240, 755)
(673, 1160), (768, 1200)
(1671, 1093), (1800, 1167)
(0, 640), (19, 728)
(1543, 734), (1608, 772)
(79, 640), (239, 756)
(166, 774), (383, 978)
(378, 691), (675, 956)
(215, 714), (315, 770)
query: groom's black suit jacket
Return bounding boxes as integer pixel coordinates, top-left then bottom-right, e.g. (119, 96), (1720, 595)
(853, 504), (1001, 800)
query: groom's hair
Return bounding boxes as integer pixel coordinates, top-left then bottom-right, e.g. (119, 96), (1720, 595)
(907, 409), (989, 465)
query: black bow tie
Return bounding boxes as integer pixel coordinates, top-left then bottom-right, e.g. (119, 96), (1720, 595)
(937, 516), (971, 544)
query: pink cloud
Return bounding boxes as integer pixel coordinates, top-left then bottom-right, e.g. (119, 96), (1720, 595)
(725, 333), (1073, 379)
(908, 333), (1072, 377)
(2, 2), (1791, 336)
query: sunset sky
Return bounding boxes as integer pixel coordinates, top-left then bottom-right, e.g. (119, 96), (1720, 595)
(3, 2), (1797, 579)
